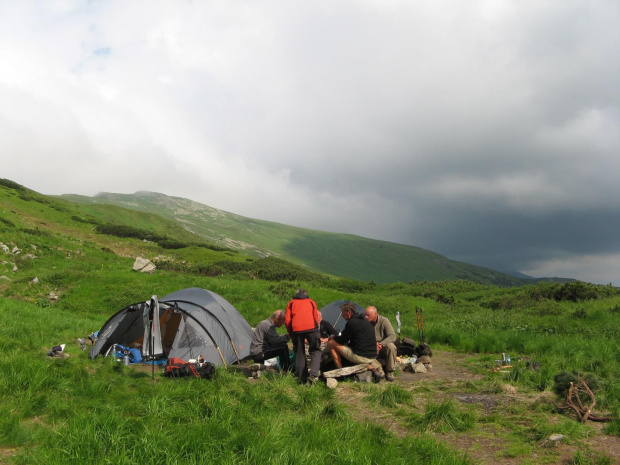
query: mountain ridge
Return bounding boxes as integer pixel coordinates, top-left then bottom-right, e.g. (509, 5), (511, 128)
(58, 190), (572, 286)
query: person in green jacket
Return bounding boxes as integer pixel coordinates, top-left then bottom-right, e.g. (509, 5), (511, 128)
(365, 306), (398, 381)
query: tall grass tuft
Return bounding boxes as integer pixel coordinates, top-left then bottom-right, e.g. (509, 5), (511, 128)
(406, 399), (476, 433)
(367, 384), (413, 408)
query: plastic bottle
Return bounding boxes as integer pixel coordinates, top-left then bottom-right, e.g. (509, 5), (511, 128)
(506, 355), (511, 365)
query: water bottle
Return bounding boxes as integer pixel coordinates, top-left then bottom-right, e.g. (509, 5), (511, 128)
(123, 349), (130, 366)
(506, 355), (511, 365)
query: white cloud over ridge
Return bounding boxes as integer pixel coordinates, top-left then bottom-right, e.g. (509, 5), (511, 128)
(1, 1), (619, 284)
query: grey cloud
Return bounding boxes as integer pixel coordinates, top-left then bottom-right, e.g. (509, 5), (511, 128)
(0, 1), (618, 284)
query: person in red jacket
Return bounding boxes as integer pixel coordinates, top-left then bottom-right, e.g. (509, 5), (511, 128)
(285, 289), (321, 384)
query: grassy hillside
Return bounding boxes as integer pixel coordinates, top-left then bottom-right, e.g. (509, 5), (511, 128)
(59, 191), (541, 286)
(2, 178), (620, 464)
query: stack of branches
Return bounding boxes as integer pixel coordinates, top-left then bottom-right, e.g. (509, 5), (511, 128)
(556, 375), (612, 423)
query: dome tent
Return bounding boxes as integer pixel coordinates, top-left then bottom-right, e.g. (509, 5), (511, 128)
(319, 299), (365, 333)
(89, 288), (253, 366)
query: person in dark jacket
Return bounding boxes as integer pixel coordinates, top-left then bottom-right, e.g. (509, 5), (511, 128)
(318, 311), (338, 342)
(250, 310), (290, 371)
(327, 302), (385, 380)
(285, 289), (321, 384)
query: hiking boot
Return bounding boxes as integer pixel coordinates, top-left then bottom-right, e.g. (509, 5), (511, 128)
(386, 371), (395, 382)
(249, 363), (266, 371)
(370, 367), (385, 382)
(306, 374), (319, 386)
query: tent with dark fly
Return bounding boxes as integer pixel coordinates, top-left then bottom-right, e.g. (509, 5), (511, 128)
(319, 299), (365, 333)
(89, 288), (253, 366)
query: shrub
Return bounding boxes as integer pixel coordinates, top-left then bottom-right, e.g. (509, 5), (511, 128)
(71, 215), (99, 225)
(269, 282), (298, 300)
(0, 217), (16, 227)
(157, 239), (187, 249)
(553, 370), (603, 400)
(0, 178), (25, 190)
(21, 228), (52, 237)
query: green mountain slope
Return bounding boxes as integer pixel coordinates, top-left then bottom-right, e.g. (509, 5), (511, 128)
(59, 191), (535, 286)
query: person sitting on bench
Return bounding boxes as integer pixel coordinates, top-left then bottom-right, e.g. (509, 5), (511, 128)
(250, 310), (290, 371)
(365, 306), (398, 381)
(327, 302), (385, 381)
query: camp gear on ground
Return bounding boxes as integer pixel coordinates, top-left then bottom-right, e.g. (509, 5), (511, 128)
(163, 357), (216, 379)
(47, 344), (66, 357)
(414, 342), (433, 358)
(395, 337), (417, 356)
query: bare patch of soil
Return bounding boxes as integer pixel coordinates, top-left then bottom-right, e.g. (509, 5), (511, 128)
(0, 448), (17, 465)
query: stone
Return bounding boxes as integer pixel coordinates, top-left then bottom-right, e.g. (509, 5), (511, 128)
(354, 371), (374, 383)
(133, 257), (156, 273)
(413, 363), (427, 373)
(326, 378), (338, 389)
(541, 433), (566, 448)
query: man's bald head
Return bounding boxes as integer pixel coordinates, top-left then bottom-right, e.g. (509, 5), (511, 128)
(365, 306), (378, 323)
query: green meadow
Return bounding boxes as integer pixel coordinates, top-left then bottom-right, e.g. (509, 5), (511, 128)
(1, 179), (619, 464)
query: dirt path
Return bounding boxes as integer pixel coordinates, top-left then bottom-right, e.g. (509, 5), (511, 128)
(330, 350), (620, 465)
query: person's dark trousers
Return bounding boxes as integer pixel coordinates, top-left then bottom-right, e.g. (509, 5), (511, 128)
(291, 330), (321, 382)
(252, 342), (290, 372)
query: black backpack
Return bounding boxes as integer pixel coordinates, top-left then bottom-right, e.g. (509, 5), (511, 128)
(395, 337), (417, 356)
(414, 342), (433, 357)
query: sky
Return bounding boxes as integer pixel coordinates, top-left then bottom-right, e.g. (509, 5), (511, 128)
(1, 1), (619, 285)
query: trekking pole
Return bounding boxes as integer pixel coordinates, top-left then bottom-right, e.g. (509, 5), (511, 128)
(415, 307), (425, 342)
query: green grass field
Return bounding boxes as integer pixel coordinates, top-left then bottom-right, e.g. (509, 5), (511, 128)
(2, 179), (619, 464)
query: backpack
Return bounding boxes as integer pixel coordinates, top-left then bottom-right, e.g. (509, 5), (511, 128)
(414, 342), (433, 358)
(395, 337), (417, 357)
(163, 357), (215, 379)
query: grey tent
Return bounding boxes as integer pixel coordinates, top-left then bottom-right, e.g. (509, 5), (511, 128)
(89, 288), (253, 366)
(319, 300), (365, 333)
